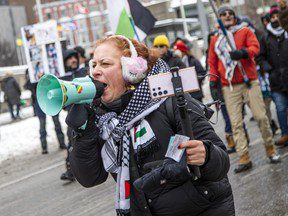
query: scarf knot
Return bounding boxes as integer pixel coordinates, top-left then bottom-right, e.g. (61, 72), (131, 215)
(98, 112), (125, 141)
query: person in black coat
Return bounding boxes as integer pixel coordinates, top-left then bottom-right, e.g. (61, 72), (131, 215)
(60, 49), (88, 181)
(66, 36), (235, 216)
(258, 7), (288, 146)
(24, 70), (66, 154)
(1, 72), (21, 120)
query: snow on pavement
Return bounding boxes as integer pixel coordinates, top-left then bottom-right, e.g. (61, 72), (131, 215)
(0, 107), (67, 164)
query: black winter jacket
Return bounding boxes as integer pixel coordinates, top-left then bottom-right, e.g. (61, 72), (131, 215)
(69, 96), (234, 216)
(258, 31), (288, 92)
(162, 50), (186, 70)
(2, 76), (21, 105)
(187, 56), (206, 101)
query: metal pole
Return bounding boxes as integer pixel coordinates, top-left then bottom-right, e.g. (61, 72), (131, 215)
(197, 0), (209, 49)
(9, 6), (19, 65)
(235, 0), (242, 17)
(180, 0), (189, 39)
(36, 0), (44, 23)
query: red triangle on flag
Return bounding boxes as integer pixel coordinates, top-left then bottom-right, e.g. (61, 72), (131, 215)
(125, 180), (130, 199)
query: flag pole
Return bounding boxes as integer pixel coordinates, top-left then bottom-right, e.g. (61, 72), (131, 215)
(122, 0), (140, 41)
(129, 17), (140, 41)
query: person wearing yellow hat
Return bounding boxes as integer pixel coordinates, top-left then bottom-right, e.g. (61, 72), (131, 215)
(153, 35), (185, 69)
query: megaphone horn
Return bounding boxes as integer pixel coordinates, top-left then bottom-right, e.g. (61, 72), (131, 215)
(37, 74), (104, 116)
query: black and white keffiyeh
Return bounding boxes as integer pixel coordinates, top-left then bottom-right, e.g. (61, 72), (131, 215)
(215, 22), (248, 89)
(266, 22), (288, 38)
(97, 59), (169, 215)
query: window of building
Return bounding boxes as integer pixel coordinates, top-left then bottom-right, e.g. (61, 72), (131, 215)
(98, 0), (105, 11)
(68, 4), (73, 17)
(47, 13), (52, 20)
(88, 0), (98, 11)
(89, 11), (104, 41)
(53, 7), (58, 19)
(59, 6), (66, 18)
(74, 14), (90, 47)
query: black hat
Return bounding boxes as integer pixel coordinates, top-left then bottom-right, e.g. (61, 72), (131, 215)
(74, 46), (86, 58)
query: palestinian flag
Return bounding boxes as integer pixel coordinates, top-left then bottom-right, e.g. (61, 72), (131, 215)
(106, 0), (156, 41)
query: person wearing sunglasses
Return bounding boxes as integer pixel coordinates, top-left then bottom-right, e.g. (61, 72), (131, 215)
(152, 35), (186, 70)
(208, 5), (281, 174)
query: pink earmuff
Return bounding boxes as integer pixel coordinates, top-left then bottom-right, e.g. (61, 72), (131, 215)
(113, 35), (148, 84)
(121, 56), (148, 84)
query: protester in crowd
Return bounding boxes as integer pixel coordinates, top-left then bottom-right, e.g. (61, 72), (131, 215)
(1, 71), (21, 120)
(74, 46), (87, 69)
(171, 37), (193, 53)
(23, 70), (36, 116)
(207, 32), (251, 154)
(174, 41), (206, 102)
(240, 16), (266, 43)
(258, 6), (288, 146)
(261, 13), (271, 28)
(68, 35), (234, 216)
(257, 67), (279, 136)
(60, 49), (88, 181)
(241, 16), (279, 134)
(208, 5), (281, 173)
(152, 35), (186, 69)
(32, 71), (66, 154)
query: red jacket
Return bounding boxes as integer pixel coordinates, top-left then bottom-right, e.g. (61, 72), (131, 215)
(208, 27), (260, 86)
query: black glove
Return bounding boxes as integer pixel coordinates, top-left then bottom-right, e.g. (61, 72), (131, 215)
(133, 158), (192, 195)
(210, 81), (223, 102)
(65, 103), (96, 135)
(229, 48), (249, 61)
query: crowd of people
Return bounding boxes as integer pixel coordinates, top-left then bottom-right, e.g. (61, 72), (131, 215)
(1, 1), (288, 215)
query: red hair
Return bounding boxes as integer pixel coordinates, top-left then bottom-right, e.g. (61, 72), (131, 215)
(95, 36), (159, 73)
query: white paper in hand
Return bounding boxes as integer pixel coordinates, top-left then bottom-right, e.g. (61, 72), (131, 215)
(165, 134), (190, 162)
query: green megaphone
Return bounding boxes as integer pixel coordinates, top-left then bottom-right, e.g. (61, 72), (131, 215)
(37, 74), (104, 116)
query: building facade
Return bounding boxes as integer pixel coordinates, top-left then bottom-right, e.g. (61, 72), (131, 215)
(33, 0), (110, 50)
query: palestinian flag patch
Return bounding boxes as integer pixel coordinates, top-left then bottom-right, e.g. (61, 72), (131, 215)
(130, 119), (156, 149)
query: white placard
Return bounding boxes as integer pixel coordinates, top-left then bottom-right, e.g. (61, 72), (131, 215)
(21, 20), (65, 83)
(34, 20), (59, 45)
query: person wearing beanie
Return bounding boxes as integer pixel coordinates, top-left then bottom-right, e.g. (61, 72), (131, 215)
(74, 46), (87, 69)
(258, 5), (288, 148)
(208, 3), (281, 173)
(152, 35), (185, 69)
(174, 42), (206, 102)
(261, 13), (271, 28)
(60, 48), (88, 182)
(217, 5), (235, 19)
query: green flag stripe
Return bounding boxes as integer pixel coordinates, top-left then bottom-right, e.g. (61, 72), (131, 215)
(135, 128), (147, 139)
(116, 8), (135, 38)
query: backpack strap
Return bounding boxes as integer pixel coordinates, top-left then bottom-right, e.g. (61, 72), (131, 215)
(164, 97), (177, 133)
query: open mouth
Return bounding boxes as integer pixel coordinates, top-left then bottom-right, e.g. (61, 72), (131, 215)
(103, 83), (108, 90)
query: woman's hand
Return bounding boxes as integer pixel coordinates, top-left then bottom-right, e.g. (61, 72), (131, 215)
(179, 140), (206, 166)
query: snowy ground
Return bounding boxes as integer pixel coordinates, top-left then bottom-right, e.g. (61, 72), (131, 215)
(0, 106), (67, 164)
